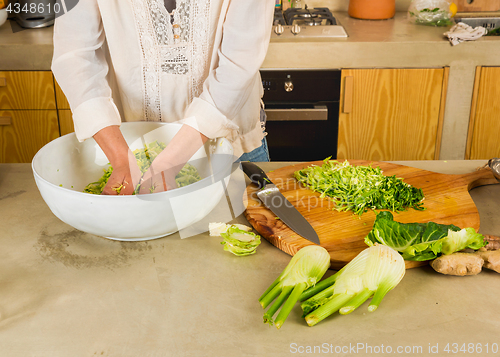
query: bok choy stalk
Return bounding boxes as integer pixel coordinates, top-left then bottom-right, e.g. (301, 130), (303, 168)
(259, 245), (330, 329)
(301, 245), (405, 327)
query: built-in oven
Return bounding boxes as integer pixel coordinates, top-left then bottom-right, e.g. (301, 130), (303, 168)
(260, 69), (341, 161)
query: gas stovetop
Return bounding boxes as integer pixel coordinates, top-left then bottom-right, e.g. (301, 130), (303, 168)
(272, 7), (348, 39)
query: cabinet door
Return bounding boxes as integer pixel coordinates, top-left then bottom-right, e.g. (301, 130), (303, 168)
(0, 71), (56, 110)
(0, 110), (60, 163)
(466, 67), (500, 160)
(58, 109), (75, 136)
(338, 68), (447, 161)
(54, 79), (71, 110)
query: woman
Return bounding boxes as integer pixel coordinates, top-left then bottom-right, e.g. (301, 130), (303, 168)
(52, 0), (274, 194)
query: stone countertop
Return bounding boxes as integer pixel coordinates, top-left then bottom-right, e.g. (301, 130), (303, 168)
(2, 12), (500, 71)
(1, 160), (500, 357)
(0, 21), (53, 71)
(263, 12), (500, 69)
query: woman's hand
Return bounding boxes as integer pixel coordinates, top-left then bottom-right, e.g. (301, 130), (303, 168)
(101, 155), (142, 195)
(94, 125), (142, 195)
(137, 125), (208, 194)
(137, 166), (179, 194)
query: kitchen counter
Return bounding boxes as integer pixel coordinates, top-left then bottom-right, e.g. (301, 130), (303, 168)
(1, 160), (499, 357)
(2, 12), (499, 71)
(0, 22), (53, 71)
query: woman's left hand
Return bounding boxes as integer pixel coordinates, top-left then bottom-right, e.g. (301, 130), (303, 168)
(136, 124), (208, 194)
(137, 165), (179, 194)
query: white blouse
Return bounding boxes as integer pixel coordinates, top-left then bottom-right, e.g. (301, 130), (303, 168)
(52, 0), (274, 156)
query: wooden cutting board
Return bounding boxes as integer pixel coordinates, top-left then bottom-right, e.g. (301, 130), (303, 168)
(244, 160), (498, 270)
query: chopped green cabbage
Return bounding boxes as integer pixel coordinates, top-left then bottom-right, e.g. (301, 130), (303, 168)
(293, 159), (425, 216)
(83, 141), (201, 194)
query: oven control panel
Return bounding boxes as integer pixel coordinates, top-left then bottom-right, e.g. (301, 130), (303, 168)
(260, 70), (341, 102)
(262, 80), (277, 92)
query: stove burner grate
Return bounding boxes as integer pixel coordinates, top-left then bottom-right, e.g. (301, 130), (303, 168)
(273, 8), (286, 26)
(284, 7), (337, 26)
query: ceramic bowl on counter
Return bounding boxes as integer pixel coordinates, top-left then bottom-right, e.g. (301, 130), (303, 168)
(32, 122), (234, 241)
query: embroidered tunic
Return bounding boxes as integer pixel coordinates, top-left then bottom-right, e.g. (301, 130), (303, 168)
(52, 0), (274, 156)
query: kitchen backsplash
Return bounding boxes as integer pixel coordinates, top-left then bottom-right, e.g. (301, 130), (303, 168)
(301, 0), (412, 11)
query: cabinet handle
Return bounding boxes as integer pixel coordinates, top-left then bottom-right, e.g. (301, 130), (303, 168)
(343, 76), (353, 114)
(0, 116), (12, 125)
(0, 77), (6, 87)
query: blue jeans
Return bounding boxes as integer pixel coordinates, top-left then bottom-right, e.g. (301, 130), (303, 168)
(236, 137), (270, 162)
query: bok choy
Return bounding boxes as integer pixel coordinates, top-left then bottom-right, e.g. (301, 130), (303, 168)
(259, 245), (330, 329)
(300, 245), (405, 327)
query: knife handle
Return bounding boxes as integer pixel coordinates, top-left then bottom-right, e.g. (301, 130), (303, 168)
(240, 161), (271, 189)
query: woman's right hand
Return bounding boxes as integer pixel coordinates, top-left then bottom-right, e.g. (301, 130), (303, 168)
(93, 125), (142, 195)
(101, 157), (142, 195)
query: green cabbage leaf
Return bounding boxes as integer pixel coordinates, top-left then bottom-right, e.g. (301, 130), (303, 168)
(364, 211), (486, 261)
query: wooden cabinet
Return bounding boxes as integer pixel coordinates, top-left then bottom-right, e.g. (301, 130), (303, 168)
(0, 71), (62, 163)
(54, 80), (75, 136)
(58, 109), (75, 136)
(0, 110), (59, 163)
(0, 71), (76, 162)
(466, 66), (500, 160)
(0, 71), (56, 110)
(337, 68), (448, 161)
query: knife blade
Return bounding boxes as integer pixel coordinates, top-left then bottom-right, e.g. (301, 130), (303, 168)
(241, 161), (320, 245)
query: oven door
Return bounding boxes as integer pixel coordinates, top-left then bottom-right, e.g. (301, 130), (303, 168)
(260, 70), (341, 162)
(264, 101), (339, 161)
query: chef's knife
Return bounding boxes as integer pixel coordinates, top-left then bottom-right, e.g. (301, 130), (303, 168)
(241, 161), (320, 245)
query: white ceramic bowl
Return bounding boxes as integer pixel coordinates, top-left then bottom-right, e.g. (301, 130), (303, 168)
(32, 122), (234, 241)
(0, 8), (8, 27)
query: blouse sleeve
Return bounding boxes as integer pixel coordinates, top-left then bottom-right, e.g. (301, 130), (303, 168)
(51, 1), (121, 142)
(182, 0), (275, 139)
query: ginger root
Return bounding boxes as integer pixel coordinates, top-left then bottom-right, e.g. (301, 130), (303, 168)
(483, 235), (500, 251)
(430, 253), (484, 276)
(475, 249), (500, 273)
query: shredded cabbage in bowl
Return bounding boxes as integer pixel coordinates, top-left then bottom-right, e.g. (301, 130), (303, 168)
(83, 141), (201, 195)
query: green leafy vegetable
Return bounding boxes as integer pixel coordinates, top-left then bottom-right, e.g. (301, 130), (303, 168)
(300, 245), (405, 327)
(486, 27), (500, 36)
(259, 245), (330, 329)
(83, 166), (114, 195)
(220, 225), (261, 256)
(83, 141), (201, 194)
(364, 211), (487, 261)
(293, 159), (424, 216)
(175, 163), (202, 188)
(440, 228), (486, 255)
(408, 5), (454, 27)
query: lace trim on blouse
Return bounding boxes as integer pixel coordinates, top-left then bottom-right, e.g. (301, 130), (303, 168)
(131, 0), (211, 121)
